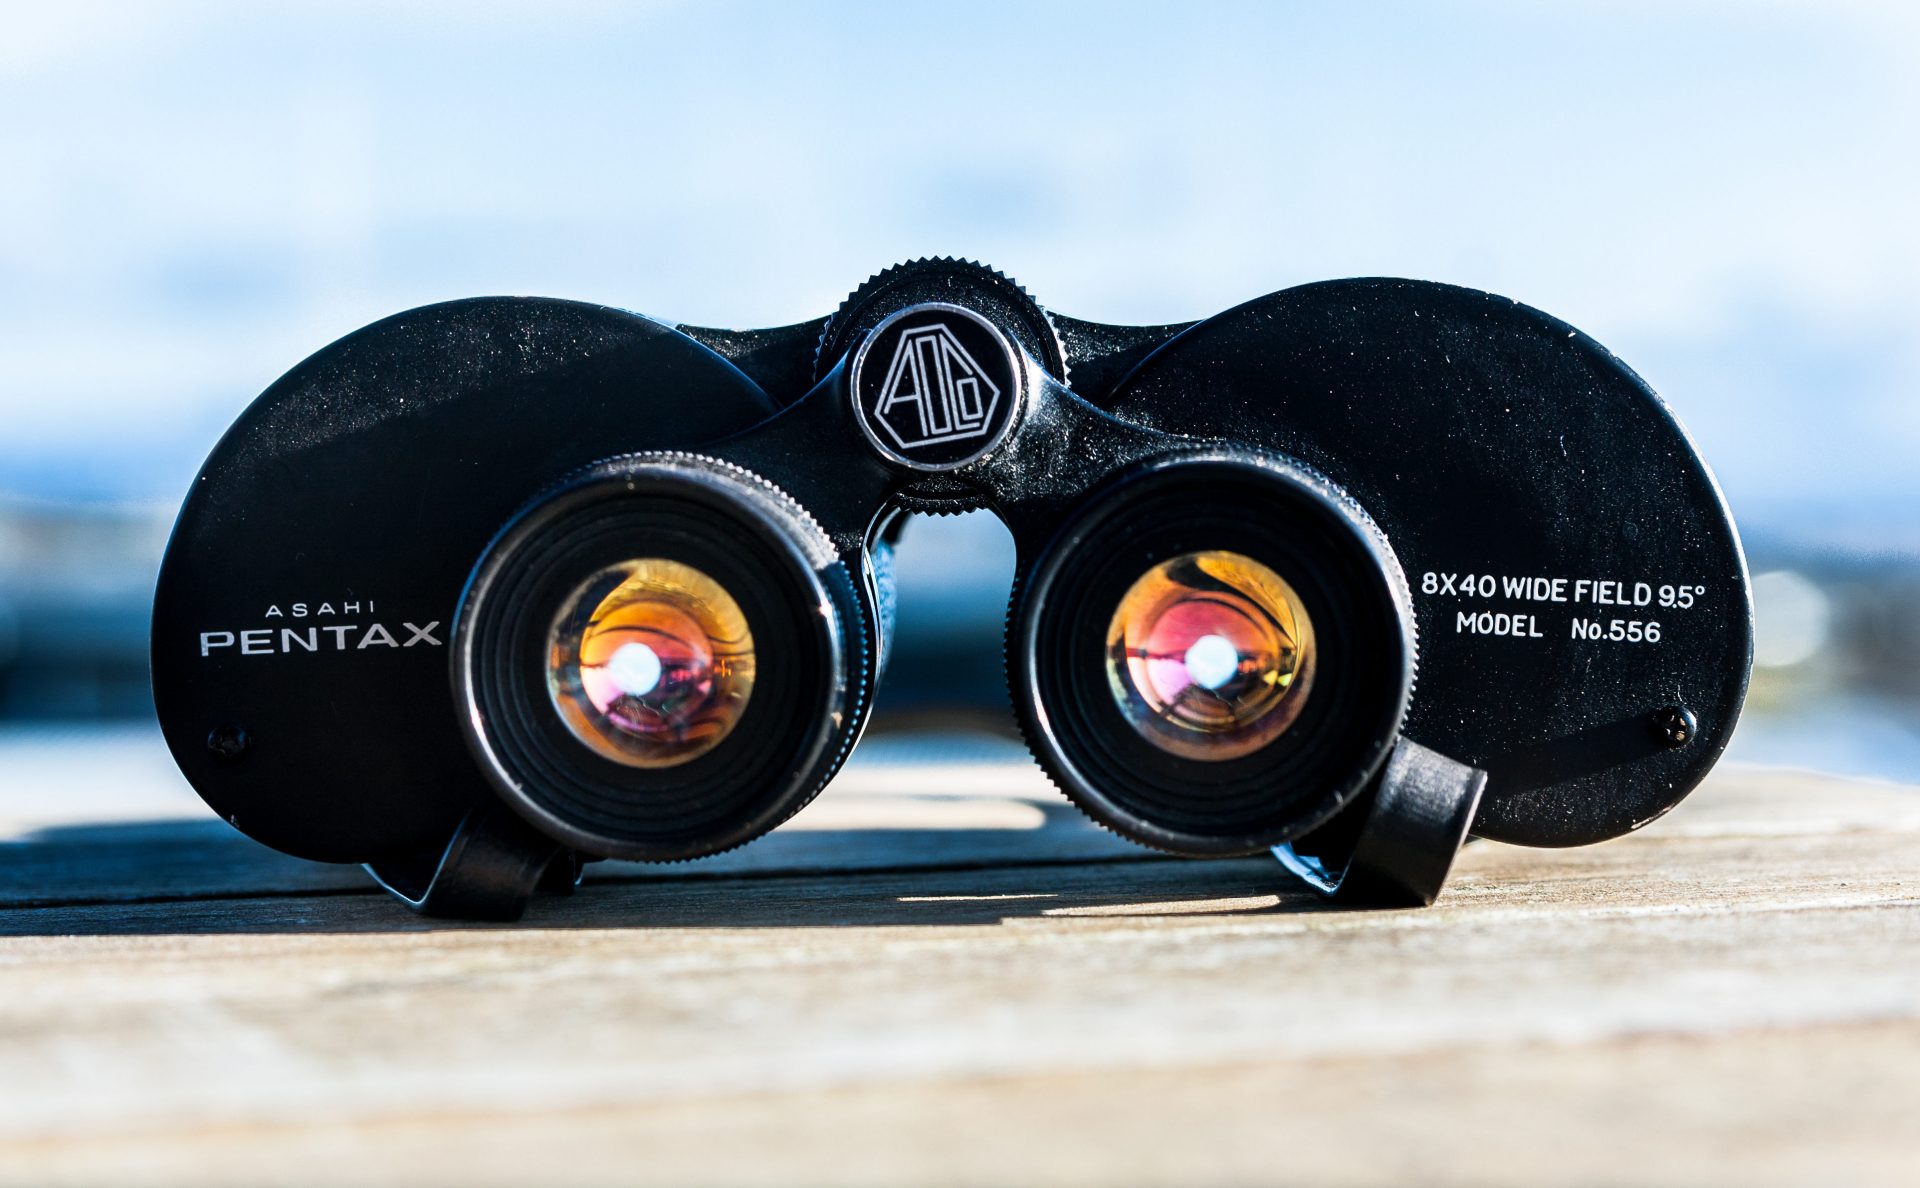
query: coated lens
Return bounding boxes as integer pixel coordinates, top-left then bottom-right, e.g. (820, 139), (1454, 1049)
(547, 558), (756, 768)
(1106, 550), (1315, 761)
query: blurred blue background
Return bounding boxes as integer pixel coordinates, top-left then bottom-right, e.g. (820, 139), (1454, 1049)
(2, 1), (1917, 780)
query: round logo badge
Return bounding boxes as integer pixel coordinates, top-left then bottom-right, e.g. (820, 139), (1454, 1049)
(849, 303), (1023, 472)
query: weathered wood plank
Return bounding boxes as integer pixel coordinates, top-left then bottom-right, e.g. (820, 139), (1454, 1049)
(0, 759), (1914, 1186)
(7, 1020), (1916, 1188)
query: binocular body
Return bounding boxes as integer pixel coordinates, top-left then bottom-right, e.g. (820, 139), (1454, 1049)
(151, 260), (1751, 918)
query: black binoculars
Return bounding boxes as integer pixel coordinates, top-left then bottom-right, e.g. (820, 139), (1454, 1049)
(151, 259), (1752, 919)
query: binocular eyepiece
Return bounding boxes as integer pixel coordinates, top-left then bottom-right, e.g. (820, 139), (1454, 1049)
(151, 259), (1752, 919)
(457, 455), (862, 862)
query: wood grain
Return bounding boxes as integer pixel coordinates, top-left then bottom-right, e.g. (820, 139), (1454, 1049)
(0, 752), (1915, 1186)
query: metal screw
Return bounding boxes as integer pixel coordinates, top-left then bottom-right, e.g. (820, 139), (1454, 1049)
(1649, 705), (1696, 749)
(206, 723), (251, 761)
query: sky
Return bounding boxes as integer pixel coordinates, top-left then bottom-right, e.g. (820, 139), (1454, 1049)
(1, 0), (1917, 550)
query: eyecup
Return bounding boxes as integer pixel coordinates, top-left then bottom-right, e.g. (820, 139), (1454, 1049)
(1011, 448), (1417, 854)
(453, 453), (868, 862)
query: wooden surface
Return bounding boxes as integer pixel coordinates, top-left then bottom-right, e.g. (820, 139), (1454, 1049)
(1, 733), (1917, 1186)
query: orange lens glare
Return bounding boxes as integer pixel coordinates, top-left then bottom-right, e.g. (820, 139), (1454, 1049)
(546, 559), (756, 768)
(1105, 550), (1315, 762)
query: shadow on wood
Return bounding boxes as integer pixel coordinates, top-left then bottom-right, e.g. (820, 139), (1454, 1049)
(0, 814), (1340, 937)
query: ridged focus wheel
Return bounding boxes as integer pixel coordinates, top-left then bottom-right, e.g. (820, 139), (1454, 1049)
(814, 257), (1067, 385)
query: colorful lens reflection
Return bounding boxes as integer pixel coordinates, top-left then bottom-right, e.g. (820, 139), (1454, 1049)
(547, 559), (755, 768)
(1105, 550), (1315, 762)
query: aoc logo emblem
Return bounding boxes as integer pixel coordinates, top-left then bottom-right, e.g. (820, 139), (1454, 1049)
(878, 323), (1000, 445)
(851, 303), (1021, 471)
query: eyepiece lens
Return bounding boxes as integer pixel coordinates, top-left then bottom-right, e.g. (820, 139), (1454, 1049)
(1106, 550), (1315, 762)
(547, 558), (756, 768)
